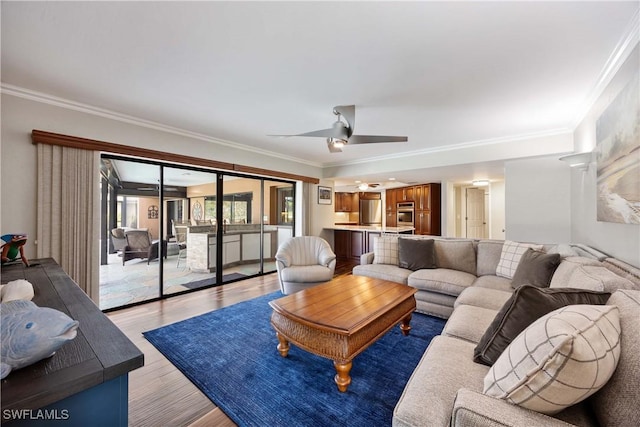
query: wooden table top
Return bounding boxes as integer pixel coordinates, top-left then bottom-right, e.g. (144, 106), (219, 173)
(269, 275), (416, 336)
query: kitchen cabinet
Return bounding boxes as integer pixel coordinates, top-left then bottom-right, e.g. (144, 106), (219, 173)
(386, 183), (441, 235)
(334, 192), (358, 212)
(386, 188), (397, 212)
(415, 183), (441, 235)
(334, 229), (365, 261)
(359, 191), (381, 200)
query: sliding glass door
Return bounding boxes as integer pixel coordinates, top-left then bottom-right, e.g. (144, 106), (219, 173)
(99, 155), (296, 311)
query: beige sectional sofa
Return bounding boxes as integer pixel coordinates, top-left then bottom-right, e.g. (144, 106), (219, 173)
(352, 236), (640, 427)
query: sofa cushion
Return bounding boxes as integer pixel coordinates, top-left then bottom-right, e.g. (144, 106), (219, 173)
(393, 336), (489, 427)
(352, 264), (412, 285)
(547, 244), (580, 258)
(549, 256), (602, 287)
(443, 305), (497, 344)
(352, 263), (412, 285)
(554, 264), (636, 292)
(483, 304), (621, 415)
(476, 240), (503, 276)
(474, 285), (611, 366)
(472, 275), (513, 292)
(590, 290), (640, 426)
(398, 237), (436, 271)
(408, 268), (476, 297)
(510, 248), (561, 288)
(454, 287), (512, 311)
(372, 235), (399, 265)
(496, 240), (544, 279)
(434, 240), (477, 275)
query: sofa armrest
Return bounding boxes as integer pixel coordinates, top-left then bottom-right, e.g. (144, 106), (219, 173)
(360, 252), (374, 265)
(452, 389), (576, 427)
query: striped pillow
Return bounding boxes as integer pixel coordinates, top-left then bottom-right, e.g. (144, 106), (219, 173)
(373, 235), (399, 265)
(483, 304), (621, 415)
(496, 240), (543, 279)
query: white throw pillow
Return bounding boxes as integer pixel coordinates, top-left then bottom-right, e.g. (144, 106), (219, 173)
(373, 235), (399, 265)
(483, 304), (621, 415)
(496, 240), (544, 279)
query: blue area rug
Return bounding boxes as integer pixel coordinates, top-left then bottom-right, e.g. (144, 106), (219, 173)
(143, 292), (446, 427)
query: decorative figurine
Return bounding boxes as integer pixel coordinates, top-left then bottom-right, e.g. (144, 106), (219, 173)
(1, 234), (30, 267)
(0, 300), (79, 379)
(0, 279), (35, 302)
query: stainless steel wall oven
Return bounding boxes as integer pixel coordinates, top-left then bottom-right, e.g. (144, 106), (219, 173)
(397, 202), (415, 226)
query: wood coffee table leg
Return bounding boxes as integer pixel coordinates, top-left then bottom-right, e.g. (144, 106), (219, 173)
(276, 332), (290, 357)
(333, 360), (353, 392)
(400, 313), (413, 336)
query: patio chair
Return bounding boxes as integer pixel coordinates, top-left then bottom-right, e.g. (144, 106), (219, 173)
(122, 230), (153, 265)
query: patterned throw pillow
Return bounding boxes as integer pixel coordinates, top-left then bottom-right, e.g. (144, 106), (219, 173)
(483, 304), (621, 415)
(373, 235), (399, 265)
(496, 240), (544, 279)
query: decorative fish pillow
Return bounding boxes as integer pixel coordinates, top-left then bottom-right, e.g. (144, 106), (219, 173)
(1, 300), (79, 379)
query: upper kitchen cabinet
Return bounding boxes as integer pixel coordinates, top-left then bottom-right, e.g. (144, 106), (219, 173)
(334, 192), (359, 212)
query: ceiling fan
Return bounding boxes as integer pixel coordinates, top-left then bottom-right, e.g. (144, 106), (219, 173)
(355, 182), (382, 191)
(270, 105), (407, 153)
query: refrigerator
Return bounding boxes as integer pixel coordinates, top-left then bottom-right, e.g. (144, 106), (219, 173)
(359, 199), (383, 225)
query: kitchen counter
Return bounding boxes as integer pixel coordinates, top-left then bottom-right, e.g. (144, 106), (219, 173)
(187, 227), (280, 273)
(326, 225), (415, 233)
(325, 226), (414, 261)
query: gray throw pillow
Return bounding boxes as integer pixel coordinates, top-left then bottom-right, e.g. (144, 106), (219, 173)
(398, 238), (436, 271)
(510, 248), (561, 289)
(473, 285), (611, 366)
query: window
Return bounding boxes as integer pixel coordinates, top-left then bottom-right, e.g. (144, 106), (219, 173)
(205, 192), (252, 224)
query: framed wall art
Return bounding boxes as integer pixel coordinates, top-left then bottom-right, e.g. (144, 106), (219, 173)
(318, 186), (332, 205)
(595, 70), (640, 224)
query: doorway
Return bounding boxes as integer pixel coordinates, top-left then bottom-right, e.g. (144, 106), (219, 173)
(466, 187), (487, 238)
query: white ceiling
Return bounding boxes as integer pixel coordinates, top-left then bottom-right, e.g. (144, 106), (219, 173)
(2, 1), (638, 189)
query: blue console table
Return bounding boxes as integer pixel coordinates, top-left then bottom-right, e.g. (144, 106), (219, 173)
(1, 259), (144, 426)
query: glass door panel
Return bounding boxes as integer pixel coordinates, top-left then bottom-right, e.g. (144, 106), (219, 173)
(162, 166), (217, 295)
(264, 180), (294, 274)
(99, 158), (160, 310)
(221, 175), (261, 282)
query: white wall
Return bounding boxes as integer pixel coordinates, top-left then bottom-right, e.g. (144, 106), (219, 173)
(0, 94), (322, 259)
(489, 180), (506, 239)
(571, 44), (639, 266)
(505, 156), (572, 244)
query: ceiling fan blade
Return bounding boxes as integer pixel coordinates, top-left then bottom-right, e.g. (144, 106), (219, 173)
(333, 105), (355, 137)
(327, 140), (343, 153)
(349, 135), (408, 144)
(269, 125), (349, 139)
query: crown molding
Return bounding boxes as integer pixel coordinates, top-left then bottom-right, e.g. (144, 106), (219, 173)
(0, 83), (323, 168)
(571, 8), (639, 128)
(323, 127), (573, 168)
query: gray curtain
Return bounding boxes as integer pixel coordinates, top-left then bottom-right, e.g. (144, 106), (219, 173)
(37, 144), (100, 302)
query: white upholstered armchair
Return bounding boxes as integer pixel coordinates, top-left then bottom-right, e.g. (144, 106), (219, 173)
(275, 236), (337, 294)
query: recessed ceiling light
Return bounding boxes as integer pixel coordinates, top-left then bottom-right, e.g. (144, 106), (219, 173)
(389, 177), (396, 181)
(355, 180), (362, 184)
(472, 180), (490, 186)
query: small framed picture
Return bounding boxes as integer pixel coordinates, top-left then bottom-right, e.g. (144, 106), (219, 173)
(318, 186), (332, 205)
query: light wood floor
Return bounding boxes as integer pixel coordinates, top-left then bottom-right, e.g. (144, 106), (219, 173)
(108, 259), (357, 427)
(108, 272), (280, 427)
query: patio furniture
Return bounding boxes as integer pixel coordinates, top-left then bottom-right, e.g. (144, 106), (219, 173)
(122, 230), (153, 265)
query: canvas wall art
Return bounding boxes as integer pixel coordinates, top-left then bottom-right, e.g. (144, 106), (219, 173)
(595, 70), (640, 224)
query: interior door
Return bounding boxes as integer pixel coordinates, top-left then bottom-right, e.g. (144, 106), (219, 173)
(466, 188), (486, 238)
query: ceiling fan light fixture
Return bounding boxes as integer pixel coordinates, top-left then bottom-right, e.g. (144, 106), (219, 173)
(358, 183), (369, 191)
(328, 137), (346, 148)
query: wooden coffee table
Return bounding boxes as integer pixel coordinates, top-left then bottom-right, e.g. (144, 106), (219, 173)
(269, 275), (417, 392)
